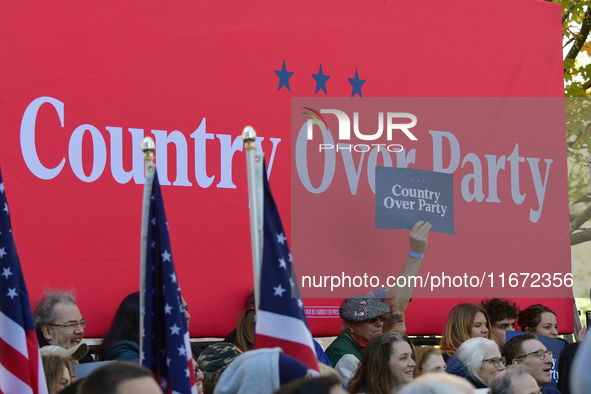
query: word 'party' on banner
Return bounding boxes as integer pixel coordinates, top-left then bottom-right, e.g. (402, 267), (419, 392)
(291, 97), (570, 298)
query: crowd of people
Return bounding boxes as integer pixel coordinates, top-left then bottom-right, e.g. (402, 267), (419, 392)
(30, 221), (590, 394)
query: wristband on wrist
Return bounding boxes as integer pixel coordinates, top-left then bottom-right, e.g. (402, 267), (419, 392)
(408, 251), (423, 259)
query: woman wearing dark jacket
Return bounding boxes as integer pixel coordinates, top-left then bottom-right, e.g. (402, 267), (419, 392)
(95, 292), (140, 362)
(446, 337), (505, 389)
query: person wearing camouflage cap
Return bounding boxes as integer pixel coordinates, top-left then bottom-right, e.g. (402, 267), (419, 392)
(325, 294), (390, 387)
(197, 342), (241, 394)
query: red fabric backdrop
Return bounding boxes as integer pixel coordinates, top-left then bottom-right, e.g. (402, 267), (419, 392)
(0, 0), (572, 337)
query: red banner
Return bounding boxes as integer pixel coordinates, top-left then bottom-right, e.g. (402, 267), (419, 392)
(0, 0), (571, 337)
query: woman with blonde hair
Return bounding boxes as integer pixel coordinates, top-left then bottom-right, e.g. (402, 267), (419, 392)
(41, 355), (71, 394)
(439, 303), (495, 358)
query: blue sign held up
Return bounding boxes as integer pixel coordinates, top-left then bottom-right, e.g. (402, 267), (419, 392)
(375, 167), (455, 234)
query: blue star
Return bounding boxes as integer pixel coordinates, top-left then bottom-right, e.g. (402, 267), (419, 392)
(274, 60), (294, 92)
(0, 248), (6, 259)
(312, 64), (330, 95)
(348, 68), (365, 98)
(164, 303), (173, 314)
(278, 258), (287, 269)
(277, 233), (286, 245)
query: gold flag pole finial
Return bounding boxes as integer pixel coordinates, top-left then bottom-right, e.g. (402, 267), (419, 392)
(242, 126), (257, 150)
(142, 137), (156, 162)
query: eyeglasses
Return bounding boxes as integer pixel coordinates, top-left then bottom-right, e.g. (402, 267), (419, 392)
(514, 350), (552, 361)
(48, 320), (86, 330)
(482, 356), (506, 368)
(365, 315), (389, 324)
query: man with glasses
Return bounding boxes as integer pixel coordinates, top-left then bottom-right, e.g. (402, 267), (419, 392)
(33, 291), (93, 363)
(325, 294), (390, 387)
(503, 333), (559, 394)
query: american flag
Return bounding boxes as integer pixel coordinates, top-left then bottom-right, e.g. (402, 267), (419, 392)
(0, 168), (48, 394)
(253, 163), (319, 372)
(141, 169), (197, 394)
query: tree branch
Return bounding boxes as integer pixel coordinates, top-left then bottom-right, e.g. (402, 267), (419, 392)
(571, 228), (591, 245)
(584, 79), (591, 90)
(571, 200), (591, 233)
(565, 5), (591, 61)
(564, 0), (583, 24)
(567, 118), (591, 149)
(570, 193), (591, 221)
(568, 146), (588, 163)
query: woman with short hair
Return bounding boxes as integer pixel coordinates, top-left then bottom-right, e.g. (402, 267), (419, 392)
(446, 337), (505, 388)
(413, 347), (446, 377)
(347, 333), (416, 394)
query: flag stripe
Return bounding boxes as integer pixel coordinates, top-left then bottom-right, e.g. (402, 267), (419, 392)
(0, 335), (33, 386)
(0, 363), (33, 394)
(255, 334), (319, 371)
(256, 310), (316, 351)
(183, 333), (197, 394)
(25, 330), (42, 394)
(0, 310), (27, 357)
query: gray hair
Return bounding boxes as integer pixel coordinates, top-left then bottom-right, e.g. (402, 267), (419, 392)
(33, 291), (77, 331)
(397, 374), (474, 394)
(456, 337), (499, 386)
(489, 365), (532, 394)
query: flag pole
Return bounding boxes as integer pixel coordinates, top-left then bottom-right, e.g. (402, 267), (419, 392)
(243, 126), (263, 313)
(139, 136), (156, 366)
